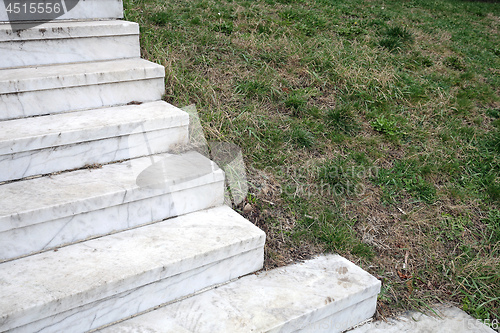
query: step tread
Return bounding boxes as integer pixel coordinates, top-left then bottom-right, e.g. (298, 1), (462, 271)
(0, 151), (223, 233)
(99, 255), (381, 333)
(0, 58), (164, 94)
(0, 205), (266, 331)
(0, 101), (188, 155)
(0, 20), (138, 41)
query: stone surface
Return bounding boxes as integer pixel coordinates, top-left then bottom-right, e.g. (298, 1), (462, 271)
(0, 101), (189, 181)
(0, 205), (266, 332)
(347, 304), (497, 333)
(0, 151), (225, 261)
(0, 58), (165, 120)
(0, 0), (124, 22)
(0, 20), (139, 68)
(99, 254), (381, 333)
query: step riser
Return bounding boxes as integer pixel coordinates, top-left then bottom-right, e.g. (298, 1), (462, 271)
(298, 296), (377, 333)
(0, 36), (140, 69)
(0, 181), (224, 262)
(11, 248), (263, 333)
(0, 0), (123, 22)
(0, 79), (165, 120)
(0, 126), (189, 182)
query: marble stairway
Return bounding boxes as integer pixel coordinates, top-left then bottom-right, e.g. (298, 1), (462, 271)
(0, 1), (380, 332)
(0, 1), (265, 331)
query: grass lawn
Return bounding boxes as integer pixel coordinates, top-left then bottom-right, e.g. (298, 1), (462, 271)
(124, 0), (500, 321)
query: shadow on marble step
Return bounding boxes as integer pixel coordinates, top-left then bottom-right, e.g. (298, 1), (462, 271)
(0, 205), (266, 333)
(0, 101), (189, 182)
(0, 20), (140, 69)
(0, 0), (123, 23)
(0, 58), (165, 121)
(97, 254), (381, 333)
(0, 151), (225, 262)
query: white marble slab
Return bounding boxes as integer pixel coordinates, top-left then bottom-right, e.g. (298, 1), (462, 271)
(0, 151), (225, 258)
(0, 78), (165, 121)
(0, 21), (139, 68)
(0, 101), (188, 155)
(0, 58), (165, 120)
(0, 0), (123, 22)
(99, 254), (380, 333)
(0, 35), (139, 69)
(0, 101), (189, 181)
(0, 20), (139, 68)
(0, 58), (163, 94)
(0, 20), (137, 41)
(0, 180), (223, 262)
(0, 205), (266, 332)
(0, 127), (189, 182)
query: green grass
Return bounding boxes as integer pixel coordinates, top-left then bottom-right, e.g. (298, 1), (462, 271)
(124, 0), (500, 320)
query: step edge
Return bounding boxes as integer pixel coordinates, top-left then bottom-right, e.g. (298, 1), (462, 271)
(0, 103), (189, 155)
(0, 59), (165, 94)
(0, 123), (189, 156)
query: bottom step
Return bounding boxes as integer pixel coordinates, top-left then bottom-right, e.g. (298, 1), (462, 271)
(98, 255), (381, 333)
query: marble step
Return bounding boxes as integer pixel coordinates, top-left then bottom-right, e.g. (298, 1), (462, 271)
(0, 151), (225, 262)
(0, 0), (123, 22)
(0, 20), (140, 69)
(0, 205), (266, 333)
(98, 254), (381, 333)
(0, 101), (189, 182)
(0, 58), (165, 121)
